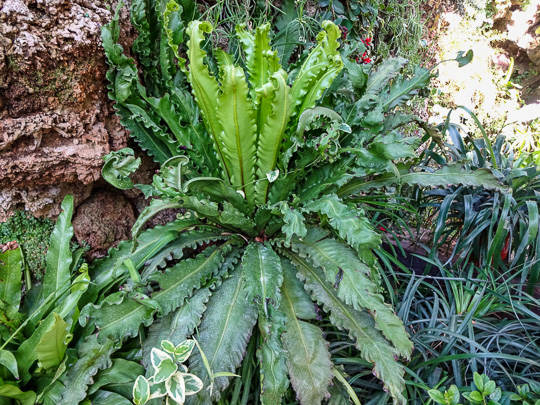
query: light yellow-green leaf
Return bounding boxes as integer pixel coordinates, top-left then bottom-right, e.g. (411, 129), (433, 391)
(36, 313), (70, 370)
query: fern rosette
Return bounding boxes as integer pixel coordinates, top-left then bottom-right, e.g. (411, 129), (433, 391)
(75, 1), (488, 404)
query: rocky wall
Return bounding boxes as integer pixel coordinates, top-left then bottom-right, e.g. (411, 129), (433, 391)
(0, 0), (132, 221)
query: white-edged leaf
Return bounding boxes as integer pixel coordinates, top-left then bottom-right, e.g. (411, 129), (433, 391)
(133, 375), (150, 405)
(173, 340), (196, 363)
(154, 357), (178, 383)
(166, 372), (186, 404)
(151, 348), (173, 370)
(182, 372), (204, 395)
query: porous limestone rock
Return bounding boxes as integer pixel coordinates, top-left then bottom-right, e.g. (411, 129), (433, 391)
(0, 0), (132, 220)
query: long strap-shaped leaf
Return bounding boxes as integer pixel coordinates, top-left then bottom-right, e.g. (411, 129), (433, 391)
(43, 195), (74, 301)
(290, 237), (413, 359)
(290, 21), (342, 118)
(0, 245), (22, 310)
(285, 250), (407, 404)
(189, 266), (258, 401)
(82, 243), (230, 342)
(185, 21), (231, 180)
(217, 64), (258, 207)
(255, 71), (292, 204)
(279, 258), (333, 405)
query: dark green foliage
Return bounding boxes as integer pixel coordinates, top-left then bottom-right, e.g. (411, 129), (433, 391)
(0, 211), (54, 281)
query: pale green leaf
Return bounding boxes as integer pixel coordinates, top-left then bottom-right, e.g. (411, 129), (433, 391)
(217, 64), (258, 206)
(0, 350), (19, 379)
(0, 384), (36, 405)
(36, 312), (70, 370)
(88, 358), (144, 395)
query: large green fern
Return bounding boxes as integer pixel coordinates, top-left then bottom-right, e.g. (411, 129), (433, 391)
(66, 1), (496, 404)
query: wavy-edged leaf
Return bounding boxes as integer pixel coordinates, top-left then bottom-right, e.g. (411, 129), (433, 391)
(141, 230), (226, 280)
(102, 148), (141, 190)
(382, 65), (431, 111)
(0, 244), (22, 309)
(150, 244), (228, 315)
(81, 291), (157, 343)
(242, 242), (283, 313)
(90, 390), (133, 405)
(338, 165), (508, 197)
(284, 250), (407, 404)
(258, 305), (289, 405)
(280, 258), (332, 405)
(237, 23), (280, 93)
(190, 267), (258, 401)
(255, 70), (292, 204)
(43, 194), (74, 301)
(290, 21), (343, 118)
(83, 219), (197, 306)
(303, 194), (381, 256)
(114, 104), (173, 164)
(290, 236), (413, 358)
(36, 312), (69, 370)
(185, 21), (229, 178)
(58, 337), (116, 405)
(131, 202), (195, 243)
(365, 57), (408, 95)
(142, 287), (211, 367)
(88, 358), (144, 395)
(182, 195), (256, 236)
(217, 64), (258, 206)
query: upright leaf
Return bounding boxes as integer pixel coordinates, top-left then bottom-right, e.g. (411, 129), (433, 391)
(185, 21), (229, 178)
(255, 71), (292, 203)
(216, 64), (258, 206)
(0, 244), (22, 309)
(43, 195), (74, 301)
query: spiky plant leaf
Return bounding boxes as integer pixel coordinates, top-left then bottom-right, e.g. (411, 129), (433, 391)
(190, 268), (258, 401)
(280, 258), (333, 404)
(285, 250), (407, 404)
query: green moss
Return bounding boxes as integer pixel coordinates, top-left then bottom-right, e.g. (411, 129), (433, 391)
(0, 211), (55, 281)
